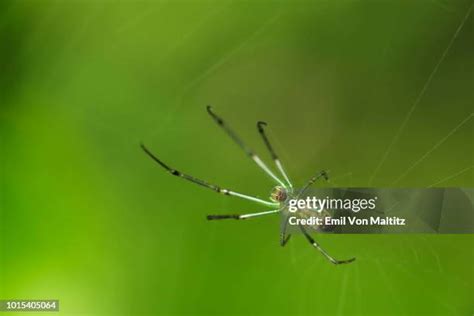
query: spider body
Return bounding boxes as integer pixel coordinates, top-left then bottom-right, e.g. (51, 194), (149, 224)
(270, 186), (288, 203)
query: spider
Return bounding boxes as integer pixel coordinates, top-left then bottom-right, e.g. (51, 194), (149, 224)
(141, 106), (355, 265)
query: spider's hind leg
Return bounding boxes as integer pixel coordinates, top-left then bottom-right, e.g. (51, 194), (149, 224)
(299, 224), (355, 265)
(280, 213), (291, 246)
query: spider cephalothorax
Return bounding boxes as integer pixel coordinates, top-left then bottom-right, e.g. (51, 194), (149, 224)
(141, 106), (355, 265)
(270, 186), (287, 203)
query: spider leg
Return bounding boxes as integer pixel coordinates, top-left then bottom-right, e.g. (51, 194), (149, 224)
(206, 106), (286, 187)
(280, 213), (291, 246)
(299, 224), (355, 265)
(207, 209), (280, 220)
(281, 233), (291, 246)
(297, 170), (329, 199)
(257, 121), (293, 189)
(141, 143), (278, 207)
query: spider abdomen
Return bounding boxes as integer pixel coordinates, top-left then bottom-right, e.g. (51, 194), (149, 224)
(270, 186), (287, 202)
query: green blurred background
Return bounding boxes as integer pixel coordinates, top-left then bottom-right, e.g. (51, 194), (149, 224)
(1, 0), (473, 315)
